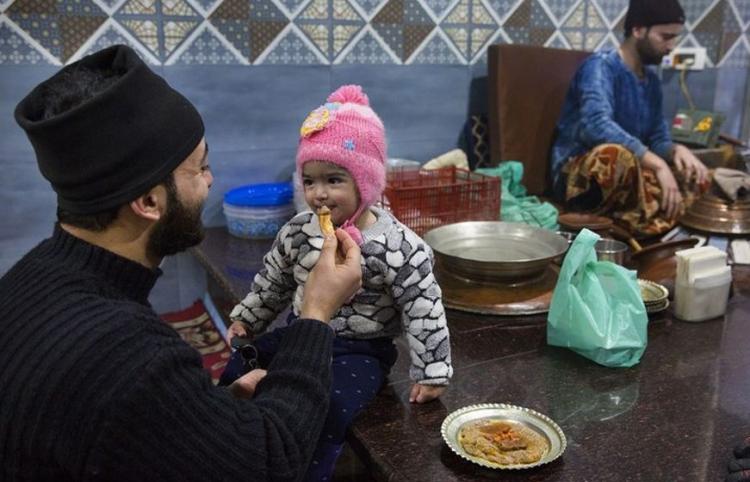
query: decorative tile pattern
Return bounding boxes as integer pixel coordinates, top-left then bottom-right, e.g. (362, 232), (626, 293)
(410, 29), (464, 63)
(693, 0), (742, 64)
(188, 0), (222, 12)
(6, 0), (108, 62)
(539, 0), (578, 22)
(595, 31), (617, 51)
(114, 0), (202, 61)
(277, 0), (309, 15)
(94, 0), (126, 9)
(338, 28), (398, 62)
(0, 20), (54, 64)
(209, 0), (289, 63)
(733, 0), (750, 27)
(421, 0), (456, 18)
(172, 23), (244, 63)
(683, 0), (716, 26)
(612, 8), (624, 42)
(545, 30), (567, 47)
(504, 0), (555, 46)
(297, 0), (365, 60)
(442, 0), (498, 61)
(349, 0), (388, 17)
(371, 0), (434, 61)
(264, 25), (326, 63)
(561, 0), (607, 51)
(0, 0), (747, 66)
(77, 19), (160, 64)
(486, 0), (522, 22)
(592, 0), (626, 26)
(720, 36), (750, 67)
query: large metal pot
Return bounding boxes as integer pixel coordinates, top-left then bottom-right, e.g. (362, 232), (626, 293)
(424, 222), (569, 282)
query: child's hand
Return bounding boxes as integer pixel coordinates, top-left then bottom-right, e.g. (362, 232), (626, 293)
(409, 383), (445, 404)
(226, 321), (248, 343)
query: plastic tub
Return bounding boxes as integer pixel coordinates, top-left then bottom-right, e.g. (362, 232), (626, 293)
(223, 183), (295, 239)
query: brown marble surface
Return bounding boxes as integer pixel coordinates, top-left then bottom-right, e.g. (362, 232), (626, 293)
(192, 228), (750, 481)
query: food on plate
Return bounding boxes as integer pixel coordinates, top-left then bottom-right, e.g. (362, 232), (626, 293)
(459, 419), (548, 465)
(318, 206), (334, 236)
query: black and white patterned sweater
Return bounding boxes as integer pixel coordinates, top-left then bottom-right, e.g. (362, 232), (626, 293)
(230, 207), (453, 385)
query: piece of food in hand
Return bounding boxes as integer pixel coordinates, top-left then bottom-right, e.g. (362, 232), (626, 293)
(318, 206), (334, 236)
(459, 419), (547, 466)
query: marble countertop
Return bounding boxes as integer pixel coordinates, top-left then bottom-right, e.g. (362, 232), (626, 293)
(192, 228), (750, 481)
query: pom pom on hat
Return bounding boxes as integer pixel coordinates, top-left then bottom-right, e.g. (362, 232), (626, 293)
(327, 84), (370, 106)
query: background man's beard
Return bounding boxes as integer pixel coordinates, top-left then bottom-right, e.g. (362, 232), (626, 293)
(147, 188), (205, 259)
(636, 38), (664, 65)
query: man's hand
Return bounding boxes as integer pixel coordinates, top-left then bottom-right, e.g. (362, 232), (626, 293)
(673, 144), (709, 186)
(655, 164), (683, 219)
(229, 369), (267, 399)
(643, 150), (683, 220)
(300, 229), (362, 323)
(409, 383), (445, 404)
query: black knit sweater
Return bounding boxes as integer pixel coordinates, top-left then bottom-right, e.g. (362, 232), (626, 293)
(0, 226), (334, 481)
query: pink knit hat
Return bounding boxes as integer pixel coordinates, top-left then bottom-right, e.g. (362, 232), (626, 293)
(296, 85), (387, 244)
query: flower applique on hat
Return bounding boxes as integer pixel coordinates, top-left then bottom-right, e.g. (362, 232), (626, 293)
(300, 102), (341, 138)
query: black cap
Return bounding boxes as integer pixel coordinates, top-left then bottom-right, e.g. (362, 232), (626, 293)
(14, 45), (204, 215)
(624, 0), (686, 35)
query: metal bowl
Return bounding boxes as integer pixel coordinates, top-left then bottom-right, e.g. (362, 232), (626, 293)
(424, 222), (569, 282)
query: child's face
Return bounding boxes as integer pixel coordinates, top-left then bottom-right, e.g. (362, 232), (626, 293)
(302, 161), (360, 226)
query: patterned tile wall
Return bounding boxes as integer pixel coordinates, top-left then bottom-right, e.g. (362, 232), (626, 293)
(1, 0), (749, 67)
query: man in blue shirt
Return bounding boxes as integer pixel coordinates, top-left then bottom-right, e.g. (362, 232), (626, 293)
(550, 0), (708, 236)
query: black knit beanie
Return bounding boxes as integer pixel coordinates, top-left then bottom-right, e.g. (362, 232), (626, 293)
(624, 0), (685, 35)
(14, 44), (204, 215)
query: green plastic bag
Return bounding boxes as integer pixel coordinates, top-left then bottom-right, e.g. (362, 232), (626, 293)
(547, 229), (648, 368)
(476, 162), (559, 230)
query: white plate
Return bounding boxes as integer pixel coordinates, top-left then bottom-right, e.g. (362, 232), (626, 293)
(441, 403), (567, 470)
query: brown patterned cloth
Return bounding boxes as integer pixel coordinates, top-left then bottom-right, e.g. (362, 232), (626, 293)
(563, 143), (704, 237)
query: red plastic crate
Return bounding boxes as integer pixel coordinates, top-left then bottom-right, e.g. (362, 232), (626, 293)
(381, 167), (501, 236)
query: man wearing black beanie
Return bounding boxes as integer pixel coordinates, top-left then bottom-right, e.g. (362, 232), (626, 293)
(550, 0), (709, 237)
(0, 44), (363, 481)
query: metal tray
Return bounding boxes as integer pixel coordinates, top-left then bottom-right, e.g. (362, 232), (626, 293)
(441, 403), (567, 470)
(435, 262), (559, 316)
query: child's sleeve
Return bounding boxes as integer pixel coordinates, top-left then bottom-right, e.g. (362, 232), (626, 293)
(229, 223), (297, 334)
(391, 240), (453, 385)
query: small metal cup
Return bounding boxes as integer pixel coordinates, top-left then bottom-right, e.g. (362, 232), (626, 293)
(595, 239), (628, 265)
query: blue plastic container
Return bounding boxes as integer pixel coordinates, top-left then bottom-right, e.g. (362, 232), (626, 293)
(223, 183), (295, 239)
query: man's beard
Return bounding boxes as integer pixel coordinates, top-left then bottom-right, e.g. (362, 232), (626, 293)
(636, 36), (665, 65)
(147, 182), (205, 259)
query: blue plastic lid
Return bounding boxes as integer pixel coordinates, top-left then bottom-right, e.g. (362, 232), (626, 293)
(224, 182), (294, 207)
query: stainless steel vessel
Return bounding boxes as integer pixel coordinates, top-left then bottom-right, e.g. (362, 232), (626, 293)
(424, 221), (568, 282)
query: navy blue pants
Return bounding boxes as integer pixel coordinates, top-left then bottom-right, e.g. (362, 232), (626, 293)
(219, 319), (398, 481)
